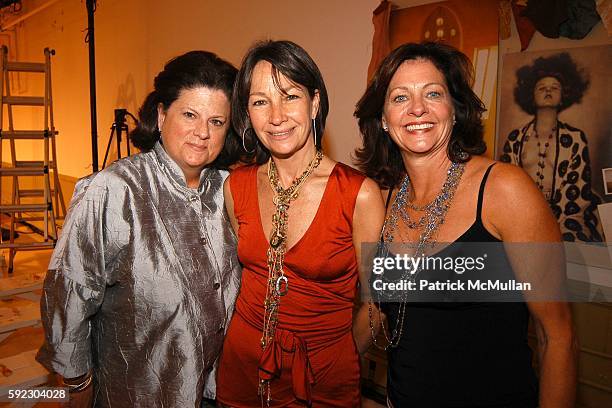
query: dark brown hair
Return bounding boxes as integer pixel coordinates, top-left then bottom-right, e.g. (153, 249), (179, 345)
(354, 42), (486, 189)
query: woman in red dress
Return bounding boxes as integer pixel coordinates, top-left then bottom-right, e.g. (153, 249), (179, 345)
(216, 40), (385, 407)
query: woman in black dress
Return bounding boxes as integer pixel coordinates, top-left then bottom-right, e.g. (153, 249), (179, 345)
(355, 42), (576, 408)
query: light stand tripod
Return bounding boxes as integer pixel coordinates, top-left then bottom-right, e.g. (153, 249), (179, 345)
(102, 108), (137, 169)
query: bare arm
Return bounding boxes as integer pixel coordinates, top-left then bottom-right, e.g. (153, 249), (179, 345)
(486, 163), (577, 408)
(223, 176), (239, 234)
(352, 177), (386, 354)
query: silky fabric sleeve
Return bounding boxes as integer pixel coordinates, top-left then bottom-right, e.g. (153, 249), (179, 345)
(36, 173), (131, 378)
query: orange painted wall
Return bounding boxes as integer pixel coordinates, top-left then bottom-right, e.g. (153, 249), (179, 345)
(390, 0), (498, 54)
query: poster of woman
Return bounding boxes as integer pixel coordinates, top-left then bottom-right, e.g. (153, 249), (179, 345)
(497, 45), (612, 242)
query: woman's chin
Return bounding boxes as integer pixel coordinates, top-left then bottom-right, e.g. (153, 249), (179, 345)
(267, 141), (314, 159)
(182, 154), (212, 170)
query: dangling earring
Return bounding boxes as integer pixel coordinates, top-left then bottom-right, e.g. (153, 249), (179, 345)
(312, 118), (318, 148)
(452, 115), (456, 125)
(380, 119), (389, 132)
(242, 127), (256, 153)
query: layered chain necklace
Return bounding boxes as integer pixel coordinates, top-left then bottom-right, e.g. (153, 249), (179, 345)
(369, 161), (465, 350)
(259, 149), (323, 405)
(262, 149), (323, 348)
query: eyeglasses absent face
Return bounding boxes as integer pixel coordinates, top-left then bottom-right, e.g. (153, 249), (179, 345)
(534, 76), (562, 110)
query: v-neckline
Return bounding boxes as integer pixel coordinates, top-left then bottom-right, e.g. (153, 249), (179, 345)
(255, 163), (338, 257)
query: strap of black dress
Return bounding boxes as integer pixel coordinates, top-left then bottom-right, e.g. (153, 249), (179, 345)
(385, 189), (393, 209)
(477, 163), (497, 221)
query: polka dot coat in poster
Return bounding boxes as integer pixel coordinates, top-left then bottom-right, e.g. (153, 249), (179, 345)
(501, 120), (603, 242)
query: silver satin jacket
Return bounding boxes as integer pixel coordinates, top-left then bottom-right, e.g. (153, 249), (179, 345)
(37, 142), (241, 407)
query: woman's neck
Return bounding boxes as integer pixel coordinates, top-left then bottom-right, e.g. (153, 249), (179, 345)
(400, 148), (454, 204)
(185, 170), (202, 189)
(271, 142), (318, 188)
(535, 109), (558, 135)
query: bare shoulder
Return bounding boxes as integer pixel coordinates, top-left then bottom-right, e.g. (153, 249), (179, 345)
(223, 174), (232, 195)
(358, 176), (383, 199)
(222, 175), (235, 209)
(355, 176), (385, 223)
(463, 156), (540, 205)
(481, 160), (561, 242)
(353, 176), (385, 242)
(485, 161), (542, 207)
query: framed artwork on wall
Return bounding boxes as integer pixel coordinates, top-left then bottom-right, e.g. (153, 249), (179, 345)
(497, 45), (612, 242)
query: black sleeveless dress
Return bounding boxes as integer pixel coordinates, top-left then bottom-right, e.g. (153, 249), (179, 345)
(383, 164), (538, 407)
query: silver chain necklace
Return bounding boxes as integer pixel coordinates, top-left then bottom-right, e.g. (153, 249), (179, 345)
(370, 161), (465, 350)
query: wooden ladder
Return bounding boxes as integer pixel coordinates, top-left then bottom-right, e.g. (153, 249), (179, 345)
(0, 46), (65, 273)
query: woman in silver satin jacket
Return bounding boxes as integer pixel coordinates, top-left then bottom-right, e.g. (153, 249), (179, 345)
(37, 51), (242, 407)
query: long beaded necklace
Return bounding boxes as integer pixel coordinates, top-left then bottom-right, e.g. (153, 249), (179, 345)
(259, 149), (323, 405)
(369, 161), (465, 350)
(534, 126), (555, 197)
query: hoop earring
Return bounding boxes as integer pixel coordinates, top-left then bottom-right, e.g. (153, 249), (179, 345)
(312, 118), (318, 148)
(242, 127), (256, 153)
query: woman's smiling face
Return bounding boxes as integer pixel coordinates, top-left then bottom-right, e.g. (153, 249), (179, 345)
(247, 61), (319, 159)
(382, 58), (455, 158)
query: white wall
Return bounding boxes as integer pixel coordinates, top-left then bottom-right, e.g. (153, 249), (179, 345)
(15, 0), (378, 179)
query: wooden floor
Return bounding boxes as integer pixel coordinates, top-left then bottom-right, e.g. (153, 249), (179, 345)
(0, 241), (57, 408)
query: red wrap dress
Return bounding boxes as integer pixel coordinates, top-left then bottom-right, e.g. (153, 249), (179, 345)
(217, 163), (365, 407)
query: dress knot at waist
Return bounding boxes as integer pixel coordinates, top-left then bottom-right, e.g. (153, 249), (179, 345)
(258, 327), (315, 405)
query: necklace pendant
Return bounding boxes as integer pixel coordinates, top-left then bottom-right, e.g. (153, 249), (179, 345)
(275, 275), (289, 296)
(270, 232), (284, 249)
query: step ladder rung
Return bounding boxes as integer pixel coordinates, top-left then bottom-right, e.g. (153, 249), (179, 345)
(0, 242), (55, 250)
(0, 130), (57, 139)
(5, 61), (46, 72)
(0, 204), (50, 212)
(15, 160), (55, 168)
(18, 189), (55, 197)
(2, 96), (45, 106)
(0, 167), (47, 176)
(14, 216), (51, 222)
